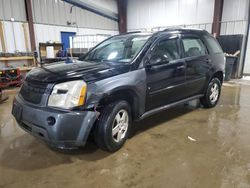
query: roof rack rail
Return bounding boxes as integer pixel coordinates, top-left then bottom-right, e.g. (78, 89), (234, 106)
(161, 27), (185, 32)
(160, 27), (205, 33)
(124, 31), (142, 34)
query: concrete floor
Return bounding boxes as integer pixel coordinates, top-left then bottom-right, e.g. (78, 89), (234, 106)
(1, 82), (250, 188)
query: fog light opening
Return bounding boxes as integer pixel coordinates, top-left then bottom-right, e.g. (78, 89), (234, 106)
(38, 133), (44, 137)
(47, 116), (56, 126)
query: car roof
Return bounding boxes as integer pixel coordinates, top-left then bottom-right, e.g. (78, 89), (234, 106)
(158, 27), (209, 35)
(114, 27), (209, 38)
(107, 28), (210, 44)
(111, 32), (152, 40)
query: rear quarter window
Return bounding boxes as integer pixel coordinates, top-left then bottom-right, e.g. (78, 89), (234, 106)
(203, 35), (223, 54)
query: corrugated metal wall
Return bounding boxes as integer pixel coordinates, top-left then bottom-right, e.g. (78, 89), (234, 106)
(31, 0), (118, 30)
(0, 20), (118, 54)
(127, 0), (249, 35)
(3, 21), (28, 52)
(127, 0), (215, 31)
(0, 0), (118, 54)
(0, 0), (118, 30)
(79, 0), (118, 13)
(222, 0), (249, 22)
(0, 0), (27, 21)
(221, 0), (249, 35)
(220, 0), (250, 75)
(34, 23), (117, 46)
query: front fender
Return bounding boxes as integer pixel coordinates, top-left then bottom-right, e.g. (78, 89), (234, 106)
(85, 69), (147, 115)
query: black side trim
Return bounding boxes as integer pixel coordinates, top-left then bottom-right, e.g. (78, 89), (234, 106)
(150, 82), (184, 95)
(139, 94), (203, 120)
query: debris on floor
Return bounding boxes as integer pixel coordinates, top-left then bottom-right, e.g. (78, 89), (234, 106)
(188, 136), (197, 142)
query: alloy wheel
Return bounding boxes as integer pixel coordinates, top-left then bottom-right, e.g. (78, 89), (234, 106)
(210, 83), (219, 103)
(112, 109), (129, 143)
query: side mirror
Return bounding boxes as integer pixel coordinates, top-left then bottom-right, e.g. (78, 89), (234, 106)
(146, 55), (169, 68)
(151, 57), (164, 65)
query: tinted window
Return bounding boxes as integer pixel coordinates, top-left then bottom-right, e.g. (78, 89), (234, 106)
(182, 38), (207, 57)
(93, 41), (124, 61)
(130, 37), (149, 58)
(151, 39), (180, 62)
(83, 35), (150, 63)
(203, 35), (223, 54)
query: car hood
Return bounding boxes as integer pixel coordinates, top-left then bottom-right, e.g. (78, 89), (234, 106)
(26, 60), (130, 83)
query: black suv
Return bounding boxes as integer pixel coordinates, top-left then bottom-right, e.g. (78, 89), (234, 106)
(12, 28), (225, 152)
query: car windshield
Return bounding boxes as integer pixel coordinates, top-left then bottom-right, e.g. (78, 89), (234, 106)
(83, 35), (151, 63)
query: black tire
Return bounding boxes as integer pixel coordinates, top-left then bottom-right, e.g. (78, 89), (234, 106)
(200, 77), (221, 108)
(94, 100), (131, 152)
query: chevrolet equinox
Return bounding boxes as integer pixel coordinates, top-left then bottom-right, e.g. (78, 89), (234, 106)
(12, 28), (225, 152)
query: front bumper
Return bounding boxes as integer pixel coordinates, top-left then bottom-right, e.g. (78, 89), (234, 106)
(12, 95), (98, 149)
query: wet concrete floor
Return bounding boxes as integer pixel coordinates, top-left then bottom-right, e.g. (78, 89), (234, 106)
(1, 82), (250, 188)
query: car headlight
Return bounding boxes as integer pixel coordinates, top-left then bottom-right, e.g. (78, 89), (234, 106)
(48, 80), (87, 109)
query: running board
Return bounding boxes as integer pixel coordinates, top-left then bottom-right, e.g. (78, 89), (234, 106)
(139, 94), (204, 120)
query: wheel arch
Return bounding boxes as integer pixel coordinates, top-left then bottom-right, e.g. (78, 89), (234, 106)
(212, 71), (224, 84)
(97, 88), (142, 120)
(202, 70), (224, 95)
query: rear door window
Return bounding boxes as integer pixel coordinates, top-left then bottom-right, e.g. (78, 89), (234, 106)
(182, 38), (207, 57)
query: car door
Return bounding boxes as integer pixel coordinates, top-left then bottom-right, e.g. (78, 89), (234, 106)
(145, 35), (186, 111)
(180, 34), (211, 97)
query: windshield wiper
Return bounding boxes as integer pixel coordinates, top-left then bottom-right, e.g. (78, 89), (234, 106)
(85, 58), (101, 62)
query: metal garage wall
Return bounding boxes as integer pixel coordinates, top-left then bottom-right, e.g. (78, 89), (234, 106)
(0, 20), (118, 68)
(221, 0), (249, 76)
(0, 0), (26, 21)
(79, 0), (118, 13)
(222, 0), (248, 22)
(1, 21), (28, 53)
(0, 21), (31, 68)
(34, 23), (118, 49)
(31, 0), (118, 51)
(0, 0), (118, 69)
(0, 0), (118, 52)
(0, 21), (118, 53)
(221, 0), (249, 35)
(127, 0), (215, 31)
(31, 0), (118, 31)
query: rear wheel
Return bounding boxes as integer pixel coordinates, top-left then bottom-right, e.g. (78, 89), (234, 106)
(200, 77), (221, 108)
(94, 100), (131, 152)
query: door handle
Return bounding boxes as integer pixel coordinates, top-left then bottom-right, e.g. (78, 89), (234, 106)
(205, 59), (212, 63)
(177, 65), (185, 70)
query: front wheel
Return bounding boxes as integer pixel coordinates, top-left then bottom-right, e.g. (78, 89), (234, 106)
(200, 78), (221, 108)
(94, 100), (131, 152)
